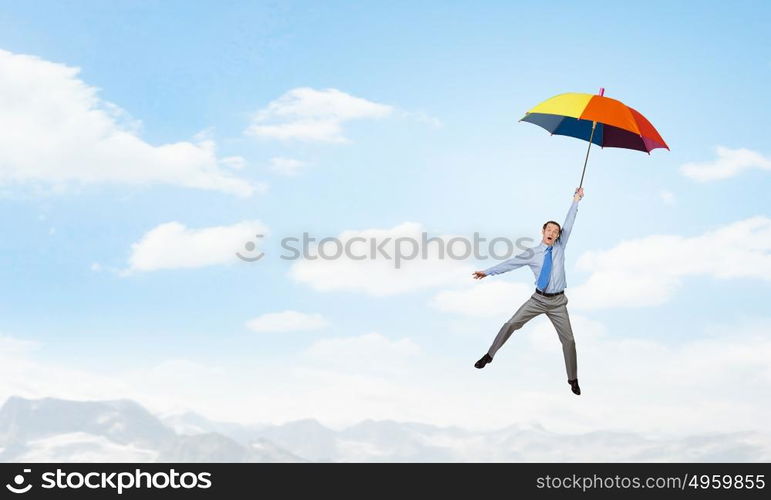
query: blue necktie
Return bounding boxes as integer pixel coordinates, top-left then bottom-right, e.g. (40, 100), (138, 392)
(536, 246), (553, 291)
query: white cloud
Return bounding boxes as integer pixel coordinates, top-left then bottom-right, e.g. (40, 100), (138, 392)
(252, 182), (270, 195)
(125, 220), (268, 273)
(269, 157), (309, 176)
(0, 335), (39, 355)
(300, 332), (421, 375)
(510, 317), (771, 434)
(680, 146), (771, 181)
(0, 335), (127, 400)
(399, 110), (443, 128)
(288, 222), (476, 296)
(246, 310), (329, 333)
(3, 318), (771, 436)
(570, 216), (771, 310)
(220, 156), (248, 170)
(0, 49), (255, 196)
(245, 87), (392, 143)
(430, 280), (533, 317)
(658, 189), (675, 205)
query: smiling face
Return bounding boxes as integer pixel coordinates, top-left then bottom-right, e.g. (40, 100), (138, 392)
(541, 221), (561, 246)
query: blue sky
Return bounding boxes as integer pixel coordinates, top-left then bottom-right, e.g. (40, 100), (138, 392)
(1, 1), (770, 433)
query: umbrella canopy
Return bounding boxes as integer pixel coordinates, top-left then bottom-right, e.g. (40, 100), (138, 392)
(520, 91), (668, 153)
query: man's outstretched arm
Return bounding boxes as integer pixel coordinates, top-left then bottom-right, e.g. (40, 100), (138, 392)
(472, 249), (532, 279)
(559, 187), (584, 247)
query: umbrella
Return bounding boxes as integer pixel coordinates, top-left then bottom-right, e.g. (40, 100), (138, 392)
(520, 88), (668, 188)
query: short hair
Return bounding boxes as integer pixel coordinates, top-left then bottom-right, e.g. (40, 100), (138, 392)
(542, 220), (562, 237)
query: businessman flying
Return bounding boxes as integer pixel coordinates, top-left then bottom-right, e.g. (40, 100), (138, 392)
(472, 187), (584, 395)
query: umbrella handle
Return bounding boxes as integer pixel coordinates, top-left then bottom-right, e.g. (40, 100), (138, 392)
(578, 121), (596, 189)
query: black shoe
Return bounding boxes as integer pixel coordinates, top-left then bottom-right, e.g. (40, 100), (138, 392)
(568, 379), (581, 395)
(474, 354), (492, 369)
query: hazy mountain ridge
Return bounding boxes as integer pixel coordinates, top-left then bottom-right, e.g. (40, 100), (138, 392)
(0, 396), (304, 462)
(162, 409), (771, 463)
(2, 396), (770, 462)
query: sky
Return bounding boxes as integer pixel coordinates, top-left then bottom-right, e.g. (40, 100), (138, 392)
(1, 1), (770, 438)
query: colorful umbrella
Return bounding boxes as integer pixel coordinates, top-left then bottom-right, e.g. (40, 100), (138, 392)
(520, 88), (668, 188)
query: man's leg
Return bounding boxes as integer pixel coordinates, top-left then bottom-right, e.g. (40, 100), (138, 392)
(545, 296), (577, 381)
(487, 295), (546, 359)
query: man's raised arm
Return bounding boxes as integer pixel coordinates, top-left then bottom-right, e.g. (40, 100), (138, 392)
(472, 249), (532, 279)
(559, 187), (584, 247)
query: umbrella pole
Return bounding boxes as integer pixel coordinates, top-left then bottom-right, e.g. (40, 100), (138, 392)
(578, 121), (596, 189)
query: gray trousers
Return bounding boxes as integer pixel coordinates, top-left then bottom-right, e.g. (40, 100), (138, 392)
(487, 292), (577, 381)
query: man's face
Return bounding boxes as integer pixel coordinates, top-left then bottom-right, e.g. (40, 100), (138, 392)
(542, 223), (560, 246)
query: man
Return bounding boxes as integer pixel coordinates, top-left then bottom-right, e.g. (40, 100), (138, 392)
(471, 187), (584, 395)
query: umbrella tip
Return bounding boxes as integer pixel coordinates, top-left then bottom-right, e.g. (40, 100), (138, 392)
(598, 87), (605, 96)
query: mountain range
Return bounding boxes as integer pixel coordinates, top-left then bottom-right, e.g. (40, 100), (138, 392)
(1, 396), (769, 462)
